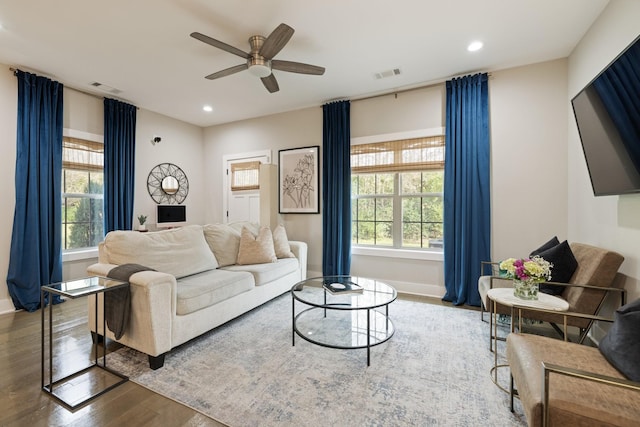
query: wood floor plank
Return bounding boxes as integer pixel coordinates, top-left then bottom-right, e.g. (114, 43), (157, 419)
(0, 297), (226, 427)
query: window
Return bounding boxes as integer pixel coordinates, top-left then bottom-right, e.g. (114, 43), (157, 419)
(62, 136), (104, 251)
(351, 136), (444, 250)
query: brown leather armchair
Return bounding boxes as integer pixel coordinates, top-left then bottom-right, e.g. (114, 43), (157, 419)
(478, 243), (625, 343)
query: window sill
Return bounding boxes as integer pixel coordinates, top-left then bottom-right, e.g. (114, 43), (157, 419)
(352, 246), (443, 261)
(63, 248), (99, 262)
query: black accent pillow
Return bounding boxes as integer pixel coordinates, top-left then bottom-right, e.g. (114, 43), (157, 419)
(536, 240), (578, 296)
(529, 236), (560, 257)
(599, 298), (640, 382)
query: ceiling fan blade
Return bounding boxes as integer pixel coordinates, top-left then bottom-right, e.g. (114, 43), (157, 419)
(190, 32), (248, 59)
(261, 74), (280, 93)
(205, 64), (248, 80)
(259, 23), (294, 59)
(271, 60), (325, 75)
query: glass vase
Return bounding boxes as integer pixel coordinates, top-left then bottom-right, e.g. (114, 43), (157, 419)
(513, 279), (539, 300)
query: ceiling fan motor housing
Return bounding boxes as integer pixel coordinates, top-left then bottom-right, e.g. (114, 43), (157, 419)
(247, 35), (272, 77)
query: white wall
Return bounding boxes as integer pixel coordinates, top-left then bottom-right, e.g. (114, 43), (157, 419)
(134, 109), (205, 230)
(0, 66), (17, 313)
(568, 0), (640, 304)
(490, 59), (569, 260)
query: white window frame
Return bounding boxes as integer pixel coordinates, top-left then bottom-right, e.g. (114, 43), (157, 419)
(61, 128), (104, 262)
(351, 128), (445, 261)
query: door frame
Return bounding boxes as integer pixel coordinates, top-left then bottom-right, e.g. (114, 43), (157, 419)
(222, 150), (272, 223)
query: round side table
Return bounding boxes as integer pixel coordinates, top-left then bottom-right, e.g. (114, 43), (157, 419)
(487, 287), (569, 392)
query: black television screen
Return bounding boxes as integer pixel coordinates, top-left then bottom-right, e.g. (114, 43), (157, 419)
(571, 34), (640, 196)
(157, 204), (186, 228)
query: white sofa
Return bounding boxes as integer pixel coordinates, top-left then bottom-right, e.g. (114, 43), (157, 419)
(87, 222), (307, 369)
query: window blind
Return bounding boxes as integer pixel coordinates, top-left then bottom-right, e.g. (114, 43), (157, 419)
(351, 136), (445, 173)
(231, 161), (260, 191)
(62, 136), (103, 172)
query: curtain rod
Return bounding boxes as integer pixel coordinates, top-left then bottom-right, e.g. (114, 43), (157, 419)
(336, 71), (493, 104)
(9, 67), (138, 107)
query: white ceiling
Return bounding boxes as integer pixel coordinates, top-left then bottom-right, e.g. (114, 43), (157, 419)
(0, 0), (609, 127)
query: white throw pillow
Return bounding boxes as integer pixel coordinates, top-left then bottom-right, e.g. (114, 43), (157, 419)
(203, 224), (241, 267)
(236, 226), (277, 265)
(273, 224), (295, 259)
(104, 225), (218, 279)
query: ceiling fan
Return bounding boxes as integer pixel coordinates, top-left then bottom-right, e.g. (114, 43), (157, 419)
(190, 23), (325, 93)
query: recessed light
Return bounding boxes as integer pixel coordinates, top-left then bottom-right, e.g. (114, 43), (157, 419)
(467, 41), (483, 52)
(203, 105), (213, 112)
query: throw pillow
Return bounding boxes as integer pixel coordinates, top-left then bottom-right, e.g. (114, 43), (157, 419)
(599, 298), (640, 382)
(203, 224), (241, 267)
(236, 226), (277, 265)
(529, 236), (560, 256)
(273, 224), (295, 259)
(536, 240), (578, 296)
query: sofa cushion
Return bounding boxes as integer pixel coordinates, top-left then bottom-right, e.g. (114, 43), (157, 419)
(104, 225), (218, 279)
(176, 269), (255, 315)
(273, 224), (295, 259)
(237, 226), (277, 265)
(222, 258), (299, 286)
(536, 240), (578, 296)
(599, 298), (640, 381)
(203, 224), (241, 267)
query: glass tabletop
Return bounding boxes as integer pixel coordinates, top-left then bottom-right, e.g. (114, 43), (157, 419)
(291, 275), (397, 310)
(42, 276), (129, 299)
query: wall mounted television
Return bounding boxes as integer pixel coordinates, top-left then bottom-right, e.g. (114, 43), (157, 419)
(157, 204), (186, 228)
(571, 34), (640, 196)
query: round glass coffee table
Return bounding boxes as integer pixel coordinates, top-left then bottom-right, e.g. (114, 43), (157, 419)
(291, 276), (397, 366)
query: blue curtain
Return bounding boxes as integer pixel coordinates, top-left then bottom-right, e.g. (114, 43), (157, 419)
(592, 40), (640, 170)
(6, 71), (63, 311)
(322, 101), (351, 276)
(104, 98), (136, 232)
(442, 73), (491, 307)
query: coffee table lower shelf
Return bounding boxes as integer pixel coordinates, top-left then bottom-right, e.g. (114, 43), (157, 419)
(293, 306), (395, 366)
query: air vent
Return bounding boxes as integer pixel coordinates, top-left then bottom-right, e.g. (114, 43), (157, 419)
(374, 68), (401, 80)
(89, 81), (122, 95)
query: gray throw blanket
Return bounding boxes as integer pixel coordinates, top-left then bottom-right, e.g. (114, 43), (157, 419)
(106, 263), (156, 339)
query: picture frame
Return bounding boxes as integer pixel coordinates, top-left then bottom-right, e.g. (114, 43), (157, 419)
(278, 145), (320, 214)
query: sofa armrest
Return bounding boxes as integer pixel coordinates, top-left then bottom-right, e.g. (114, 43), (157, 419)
(87, 262), (177, 357)
(289, 241), (308, 280)
(541, 362), (640, 427)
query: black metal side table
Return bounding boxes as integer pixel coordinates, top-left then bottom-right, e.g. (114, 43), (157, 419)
(41, 276), (129, 410)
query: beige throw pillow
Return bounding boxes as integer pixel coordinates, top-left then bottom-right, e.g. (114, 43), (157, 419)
(273, 224), (295, 259)
(203, 224), (241, 267)
(236, 226), (277, 265)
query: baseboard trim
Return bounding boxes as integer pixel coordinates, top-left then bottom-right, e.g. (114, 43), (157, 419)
(0, 298), (16, 315)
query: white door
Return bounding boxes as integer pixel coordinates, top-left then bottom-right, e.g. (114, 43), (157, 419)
(225, 152), (270, 223)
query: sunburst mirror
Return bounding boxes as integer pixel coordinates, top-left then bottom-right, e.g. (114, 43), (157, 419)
(147, 163), (189, 204)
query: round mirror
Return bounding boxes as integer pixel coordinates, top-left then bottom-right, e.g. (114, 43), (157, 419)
(162, 176), (179, 194)
(147, 163), (189, 204)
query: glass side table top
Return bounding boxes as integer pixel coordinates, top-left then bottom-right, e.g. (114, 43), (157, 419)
(42, 276), (129, 299)
(291, 275), (397, 309)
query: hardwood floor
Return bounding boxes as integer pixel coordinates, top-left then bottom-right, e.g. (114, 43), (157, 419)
(0, 297), (226, 427)
(0, 291), (484, 427)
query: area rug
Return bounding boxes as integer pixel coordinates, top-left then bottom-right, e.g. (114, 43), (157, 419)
(108, 295), (526, 426)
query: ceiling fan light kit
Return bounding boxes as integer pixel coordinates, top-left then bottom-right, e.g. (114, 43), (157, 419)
(191, 23), (325, 93)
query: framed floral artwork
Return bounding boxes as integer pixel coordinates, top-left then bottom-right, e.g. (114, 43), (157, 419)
(278, 146), (320, 214)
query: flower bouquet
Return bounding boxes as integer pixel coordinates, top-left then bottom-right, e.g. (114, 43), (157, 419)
(499, 256), (553, 300)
